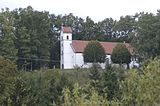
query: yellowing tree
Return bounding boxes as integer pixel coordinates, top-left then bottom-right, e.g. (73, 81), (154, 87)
(121, 59), (160, 106)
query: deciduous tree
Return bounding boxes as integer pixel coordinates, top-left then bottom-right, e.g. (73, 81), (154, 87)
(132, 12), (160, 58)
(0, 8), (17, 58)
(83, 41), (106, 63)
(111, 43), (131, 68)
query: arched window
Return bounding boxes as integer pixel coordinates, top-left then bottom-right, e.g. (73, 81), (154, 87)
(67, 35), (69, 40)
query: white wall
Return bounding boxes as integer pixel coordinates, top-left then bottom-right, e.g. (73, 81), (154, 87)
(106, 55), (111, 63)
(73, 53), (84, 67)
(63, 41), (74, 69)
(73, 54), (112, 69)
(63, 33), (72, 41)
(60, 31), (74, 69)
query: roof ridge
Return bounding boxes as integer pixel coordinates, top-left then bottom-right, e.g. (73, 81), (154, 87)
(72, 40), (128, 44)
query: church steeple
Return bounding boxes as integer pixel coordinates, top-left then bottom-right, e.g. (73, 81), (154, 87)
(61, 27), (72, 41)
(60, 26), (73, 69)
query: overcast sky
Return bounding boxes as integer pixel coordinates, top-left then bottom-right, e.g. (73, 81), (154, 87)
(0, 0), (160, 22)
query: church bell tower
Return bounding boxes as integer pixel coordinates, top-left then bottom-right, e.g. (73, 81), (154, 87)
(60, 26), (73, 69)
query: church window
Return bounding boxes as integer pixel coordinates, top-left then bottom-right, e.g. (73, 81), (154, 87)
(67, 35), (69, 40)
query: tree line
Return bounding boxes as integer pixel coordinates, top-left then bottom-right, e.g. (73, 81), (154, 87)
(0, 6), (160, 70)
(0, 56), (159, 105)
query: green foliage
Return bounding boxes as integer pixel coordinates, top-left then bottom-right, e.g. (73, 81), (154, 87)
(111, 43), (131, 67)
(19, 70), (73, 105)
(102, 66), (125, 100)
(49, 71), (73, 105)
(83, 40), (106, 63)
(62, 68), (90, 87)
(1, 6), (160, 105)
(114, 15), (137, 39)
(120, 58), (160, 105)
(0, 57), (17, 105)
(0, 57), (17, 77)
(60, 59), (160, 106)
(1, 6), (160, 70)
(61, 83), (121, 106)
(0, 58), (160, 105)
(89, 64), (102, 92)
(13, 6), (51, 70)
(88, 64), (126, 101)
(97, 18), (116, 41)
(81, 16), (96, 40)
(0, 8), (17, 58)
(26, 73), (51, 106)
(132, 12), (160, 58)
(7, 77), (32, 106)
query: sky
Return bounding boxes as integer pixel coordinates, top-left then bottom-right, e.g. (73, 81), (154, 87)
(0, 0), (160, 22)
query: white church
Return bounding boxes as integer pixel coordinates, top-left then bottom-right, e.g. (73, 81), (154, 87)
(60, 27), (139, 69)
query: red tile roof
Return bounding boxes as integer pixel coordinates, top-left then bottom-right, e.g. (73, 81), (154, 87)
(63, 27), (72, 33)
(71, 40), (134, 55)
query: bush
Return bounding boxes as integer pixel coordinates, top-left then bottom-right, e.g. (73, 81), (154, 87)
(0, 57), (17, 105)
(111, 43), (131, 69)
(20, 70), (73, 105)
(102, 65), (125, 100)
(83, 41), (106, 63)
(0, 57), (17, 78)
(89, 63), (102, 92)
(7, 77), (32, 106)
(120, 58), (160, 105)
(60, 83), (121, 106)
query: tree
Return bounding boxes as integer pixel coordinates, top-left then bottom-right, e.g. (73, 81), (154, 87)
(12, 6), (51, 70)
(0, 57), (17, 86)
(0, 8), (17, 59)
(83, 40), (106, 63)
(72, 17), (84, 40)
(8, 77), (32, 106)
(111, 43), (131, 68)
(132, 12), (160, 59)
(120, 59), (160, 105)
(114, 15), (137, 42)
(89, 64), (102, 92)
(98, 18), (116, 41)
(49, 71), (72, 105)
(102, 65), (125, 100)
(81, 16), (96, 40)
(0, 57), (17, 105)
